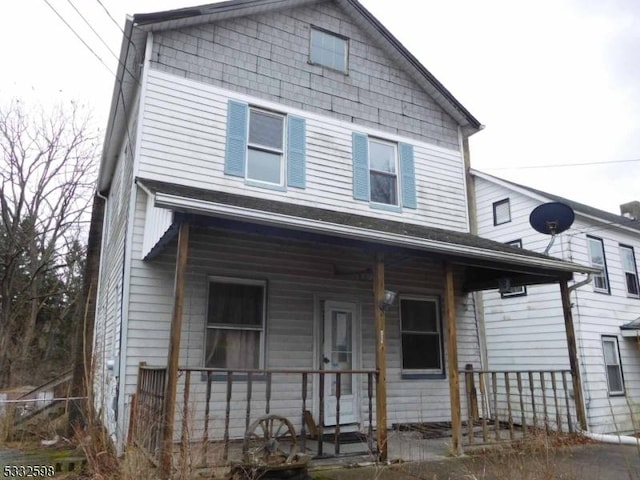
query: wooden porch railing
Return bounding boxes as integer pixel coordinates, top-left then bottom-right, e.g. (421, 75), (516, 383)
(130, 365), (378, 467)
(461, 366), (577, 445)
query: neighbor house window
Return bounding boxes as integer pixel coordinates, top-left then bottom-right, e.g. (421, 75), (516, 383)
(501, 239), (527, 298)
(588, 236), (609, 293)
(205, 278), (266, 369)
(247, 108), (285, 185)
(602, 336), (624, 395)
(493, 199), (511, 225)
(400, 297), (443, 375)
(369, 139), (398, 205)
(310, 27), (348, 72)
(620, 245), (639, 296)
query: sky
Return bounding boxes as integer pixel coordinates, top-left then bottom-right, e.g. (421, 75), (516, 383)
(1, 0), (639, 215)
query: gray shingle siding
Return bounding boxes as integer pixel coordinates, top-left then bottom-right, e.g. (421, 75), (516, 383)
(151, 1), (460, 149)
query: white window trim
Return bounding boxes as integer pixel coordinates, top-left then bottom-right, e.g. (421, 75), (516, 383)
(309, 26), (349, 73)
(369, 138), (399, 207)
(493, 198), (511, 225)
(587, 236), (609, 294)
(204, 276), (267, 369)
(399, 295), (444, 375)
(246, 107), (286, 187)
(602, 336), (625, 396)
(619, 244), (640, 298)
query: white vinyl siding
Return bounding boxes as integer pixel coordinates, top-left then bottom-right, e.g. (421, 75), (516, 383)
(474, 173), (640, 435)
(138, 69), (468, 232)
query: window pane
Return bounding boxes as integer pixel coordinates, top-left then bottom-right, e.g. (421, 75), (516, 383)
(370, 171), (397, 205)
(401, 299), (438, 332)
(402, 334), (440, 370)
(626, 273), (639, 295)
(494, 200), (510, 224)
(310, 29), (347, 71)
(247, 149), (282, 184)
(205, 329), (260, 369)
(249, 110), (283, 150)
(208, 283), (263, 327)
(621, 247), (635, 271)
(603, 340), (617, 365)
(588, 238), (604, 266)
(369, 141), (396, 173)
(607, 365), (624, 393)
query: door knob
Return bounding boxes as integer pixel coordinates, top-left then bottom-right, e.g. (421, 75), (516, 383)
(323, 356), (330, 364)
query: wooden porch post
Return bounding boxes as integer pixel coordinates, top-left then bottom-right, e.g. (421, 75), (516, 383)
(559, 279), (587, 430)
(373, 252), (388, 461)
(444, 261), (462, 454)
(160, 222), (190, 479)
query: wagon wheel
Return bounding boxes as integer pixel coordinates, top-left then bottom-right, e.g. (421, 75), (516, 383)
(243, 414), (298, 465)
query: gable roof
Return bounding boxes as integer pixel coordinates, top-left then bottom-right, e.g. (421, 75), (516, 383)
(99, 0), (482, 193)
(471, 169), (640, 234)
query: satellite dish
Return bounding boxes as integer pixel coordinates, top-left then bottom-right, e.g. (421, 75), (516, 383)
(529, 202), (575, 235)
(529, 202), (575, 255)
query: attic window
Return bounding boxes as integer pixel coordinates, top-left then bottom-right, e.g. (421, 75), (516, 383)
(310, 27), (348, 72)
(493, 199), (511, 225)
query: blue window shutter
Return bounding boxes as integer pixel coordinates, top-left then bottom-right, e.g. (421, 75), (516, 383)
(399, 142), (417, 209)
(224, 100), (248, 177)
(287, 115), (306, 188)
(352, 132), (369, 201)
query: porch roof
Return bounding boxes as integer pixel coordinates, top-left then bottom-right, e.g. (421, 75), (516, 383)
(137, 178), (600, 291)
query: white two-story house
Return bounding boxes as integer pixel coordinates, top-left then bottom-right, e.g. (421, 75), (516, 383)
(92, 0), (597, 470)
(473, 170), (640, 435)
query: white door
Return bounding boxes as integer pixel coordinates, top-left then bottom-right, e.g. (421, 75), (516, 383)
(323, 301), (359, 426)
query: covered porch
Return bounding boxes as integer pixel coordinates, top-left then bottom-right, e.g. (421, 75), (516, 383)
(132, 178), (597, 478)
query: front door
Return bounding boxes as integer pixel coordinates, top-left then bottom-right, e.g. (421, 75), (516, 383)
(323, 301), (359, 426)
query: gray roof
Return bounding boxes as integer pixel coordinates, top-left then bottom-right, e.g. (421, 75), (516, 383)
(138, 177), (599, 282)
(472, 170), (640, 233)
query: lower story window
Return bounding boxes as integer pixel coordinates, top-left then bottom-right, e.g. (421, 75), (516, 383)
(400, 296), (443, 374)
(205, 278), (266, 369)
(602, 336), (624, 395)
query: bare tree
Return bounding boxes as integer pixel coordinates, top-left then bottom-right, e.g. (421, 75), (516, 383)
(0, 99), (98, 387)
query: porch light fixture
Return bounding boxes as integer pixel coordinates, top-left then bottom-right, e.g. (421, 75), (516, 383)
(379, 290), (397, 311)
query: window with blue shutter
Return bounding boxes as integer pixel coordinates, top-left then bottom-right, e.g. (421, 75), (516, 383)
(352, 132), (369, 201)
(224, 100), (248, 177)
(287, 116), (306, 188)
(224, 100), (307, 190)
(352, 133), (417, 210)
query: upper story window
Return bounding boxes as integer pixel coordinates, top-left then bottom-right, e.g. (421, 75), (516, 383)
(400, 296), (444, 376)
(587, 236), (610, 294)
(501, 239), (527, 298)
(205, 277), (266, 369)
(620, 245), (639, 297)
(369, 139), (398, 205)
(493, 198), (511, 225)
(352, 132), (416, 211)
(247, 109), (284, 185)
(225, 100), (306, 190)
(310, 27), (348, 72)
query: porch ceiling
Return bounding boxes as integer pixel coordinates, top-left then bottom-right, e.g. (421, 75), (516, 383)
(137, 178), (600, 292)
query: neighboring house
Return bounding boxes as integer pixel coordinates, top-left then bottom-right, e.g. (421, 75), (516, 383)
(473, 169), (640, 435)
(92, 0), (596, 468)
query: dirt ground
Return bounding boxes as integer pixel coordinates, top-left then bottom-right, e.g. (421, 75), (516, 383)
(309, 443), (640, 480)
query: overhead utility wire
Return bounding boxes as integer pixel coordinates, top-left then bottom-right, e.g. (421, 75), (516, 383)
(65, 0), (138, 83)
(485, 158), (640, 171)
(42, 0), (116, 78)
(94, 0), (139, 58)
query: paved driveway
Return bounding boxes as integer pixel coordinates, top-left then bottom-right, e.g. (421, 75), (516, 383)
(311, 443), (640, 480)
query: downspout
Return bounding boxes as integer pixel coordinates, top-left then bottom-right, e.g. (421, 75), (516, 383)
(565, 233), (592, 429)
